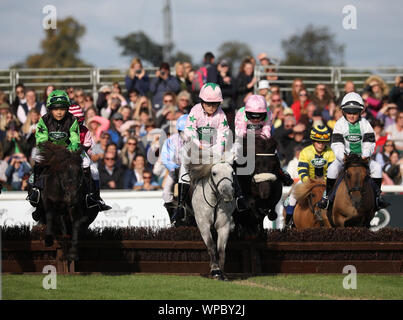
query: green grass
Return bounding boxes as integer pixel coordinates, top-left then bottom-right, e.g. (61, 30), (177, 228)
(2, 274), (403, 300)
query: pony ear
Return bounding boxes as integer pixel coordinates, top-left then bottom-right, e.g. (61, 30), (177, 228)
(221, 151), (234, 164)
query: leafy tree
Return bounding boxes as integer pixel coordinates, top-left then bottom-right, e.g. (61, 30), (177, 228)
(15, 17), (90, 68)
(281, 24), (345, 66)
(115, 31), (164, 66)
(217, 41), (253, 73)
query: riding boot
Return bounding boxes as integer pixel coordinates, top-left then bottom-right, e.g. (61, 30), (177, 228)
(164, 202), (176, 223)
(93, 180), (112, 211)
(233, 173), (248, 212)
(32, 202), (45, 222)
(317, 178), (336, 209)
(285, 205), (295, 226)
(275, 155), (294, 186)
(83, 168), (101, 209)
(372, 178), (390, 210)
(172, 183), (190, 226)
(26, 165), (41, 206)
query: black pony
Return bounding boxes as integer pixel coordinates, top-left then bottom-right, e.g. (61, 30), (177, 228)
(234, 136), (283, 238)
(35, 141), (98, 260)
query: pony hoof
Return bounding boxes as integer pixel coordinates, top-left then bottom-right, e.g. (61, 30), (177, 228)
(211, 269), (227, 281)
(45, 235), (54, 247)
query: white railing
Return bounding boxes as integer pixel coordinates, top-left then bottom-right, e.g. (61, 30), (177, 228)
(1, 65), (403, 102)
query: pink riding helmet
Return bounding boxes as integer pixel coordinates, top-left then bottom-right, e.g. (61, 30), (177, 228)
(199, 83), (223, 102)
(245, 94), (267, 113)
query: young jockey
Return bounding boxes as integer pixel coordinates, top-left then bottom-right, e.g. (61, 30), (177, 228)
(284, 125), (335, 226)
(68, 104), (111, 211)
(317, 92), (389, 210)
(27, 90), (80, 220)
(173, 83), (230, 225)
(160, 114), (188, 222)
(233, 94), (294, 218)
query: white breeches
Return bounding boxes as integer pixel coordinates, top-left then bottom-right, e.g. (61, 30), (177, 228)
(163, 171), (176, 203)
(81, 151), (99, 181)
(327, 158), (382, 179)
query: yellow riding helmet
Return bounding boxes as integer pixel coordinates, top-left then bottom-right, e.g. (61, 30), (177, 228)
(310, 125), (331, 142)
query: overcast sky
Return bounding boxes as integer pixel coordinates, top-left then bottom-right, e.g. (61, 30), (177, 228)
(1, 0), (402, 69)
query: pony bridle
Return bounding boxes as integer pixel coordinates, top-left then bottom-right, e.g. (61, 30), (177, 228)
(344, 165), (368, 197)
(203, 171), (234, 209)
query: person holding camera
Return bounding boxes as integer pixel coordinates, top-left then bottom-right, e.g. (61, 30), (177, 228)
(149, 62), (181, 111)
(5, 154), (31, 191)
(125, 58), (149, 97)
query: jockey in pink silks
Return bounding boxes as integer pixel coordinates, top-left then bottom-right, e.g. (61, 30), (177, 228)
(233, 95), (294, 218)
(172, 83), (230, 225)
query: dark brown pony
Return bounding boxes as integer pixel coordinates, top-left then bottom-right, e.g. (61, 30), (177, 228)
(284, 178), (331, 229)
(331, 154), (375, 227)
(36, 142), (97, 260)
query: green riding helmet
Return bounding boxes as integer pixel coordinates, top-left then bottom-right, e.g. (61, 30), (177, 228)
(46, 90), (70, 110)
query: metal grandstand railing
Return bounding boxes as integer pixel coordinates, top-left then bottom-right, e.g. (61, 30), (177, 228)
(1, 65), (403, 102)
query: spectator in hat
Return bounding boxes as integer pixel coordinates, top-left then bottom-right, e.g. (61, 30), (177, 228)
(363, 75), (389, 118)
(257, 53), (272, 66)
(125, 57), (150, 96)
(389, 76), (403, 111)
(87, 115), (110, 144)
(258, 80), (270, 104)
(96, 85), (111, 112)
(149, 62), (181, 111)
(107, 112), (124, 149)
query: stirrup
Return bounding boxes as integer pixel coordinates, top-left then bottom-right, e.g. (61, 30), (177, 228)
(86, 194), (100, 209)
(27, 188), (40, 205)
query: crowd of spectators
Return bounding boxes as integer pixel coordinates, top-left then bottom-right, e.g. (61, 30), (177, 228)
(1, 51), (403, 192)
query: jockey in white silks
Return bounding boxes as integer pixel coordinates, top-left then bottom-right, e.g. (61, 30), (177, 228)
(160, 114), (188, 223)
(232, 94), (294, 217)
(317, 92), (389, 211)
(172, 83), (230, 225)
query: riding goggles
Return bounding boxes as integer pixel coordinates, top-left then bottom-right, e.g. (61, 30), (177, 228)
(246, 112), (266, 121)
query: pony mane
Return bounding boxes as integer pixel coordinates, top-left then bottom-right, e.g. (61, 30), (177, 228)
(37, 141), (82, 173)
(186, 143), (225, 184)
(293, 178), (326, 208)
(344, 153), (369, 170)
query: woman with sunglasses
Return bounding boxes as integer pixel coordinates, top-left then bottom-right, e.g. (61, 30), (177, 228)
(233, 94), (294, 214)
(291, 89), (311, 123)
(284, 125), (335, 226)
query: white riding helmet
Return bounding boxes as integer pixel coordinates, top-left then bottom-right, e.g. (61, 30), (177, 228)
(341, 92), (364, 113)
